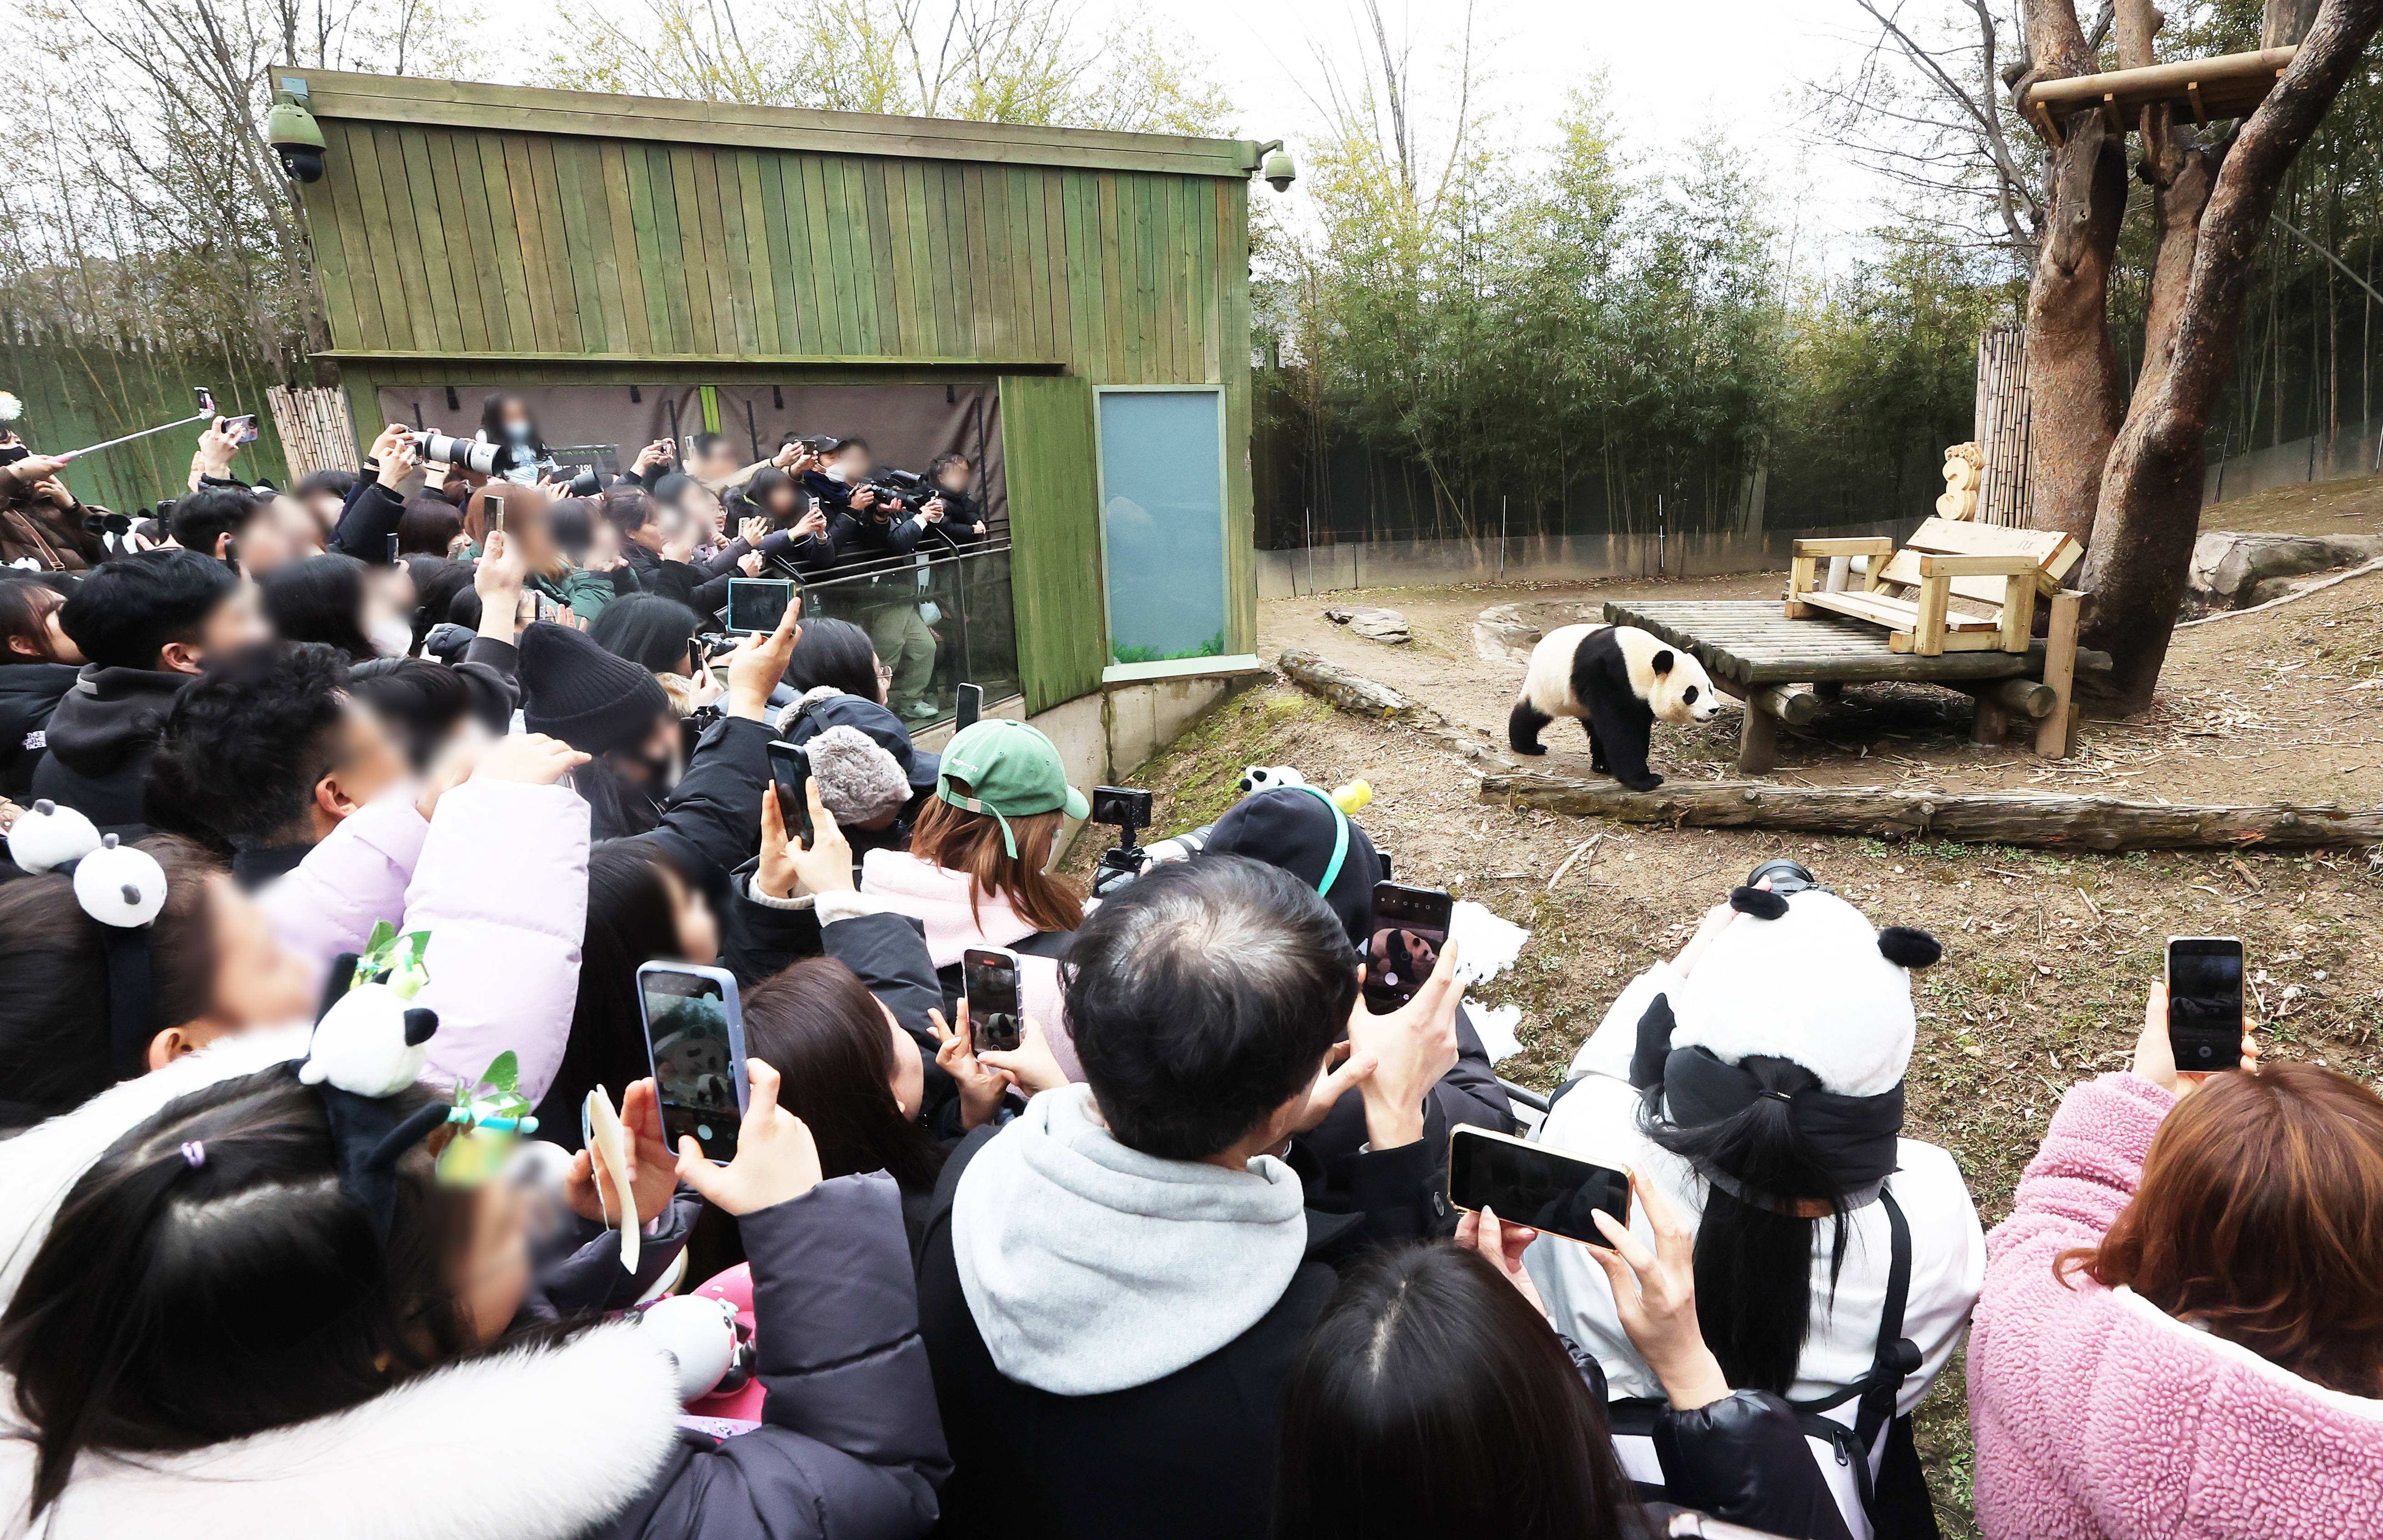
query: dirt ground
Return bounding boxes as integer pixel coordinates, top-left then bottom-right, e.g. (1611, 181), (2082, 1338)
(1064, 557), (2383, 1537)
(1266, 563), (2383, 807)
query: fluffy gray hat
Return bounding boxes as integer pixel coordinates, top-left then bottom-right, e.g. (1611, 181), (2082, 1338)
(805, 724), (912, 826)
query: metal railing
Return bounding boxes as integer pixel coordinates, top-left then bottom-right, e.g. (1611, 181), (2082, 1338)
(744, 539), (1020, 731)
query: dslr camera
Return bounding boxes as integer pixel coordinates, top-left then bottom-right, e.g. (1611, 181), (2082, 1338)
(408, 430), (516, 478)
(860, 467), (928, 518)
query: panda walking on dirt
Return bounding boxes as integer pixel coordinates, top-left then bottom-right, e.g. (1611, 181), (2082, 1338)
(1509, 623), (1728, 790)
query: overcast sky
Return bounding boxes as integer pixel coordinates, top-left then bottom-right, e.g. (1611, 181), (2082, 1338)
(1132, 0), (1895, 258)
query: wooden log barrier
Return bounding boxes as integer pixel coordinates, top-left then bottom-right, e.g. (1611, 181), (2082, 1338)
(1752, 685), (1823, 728)
(1479, 774), (2383, 851)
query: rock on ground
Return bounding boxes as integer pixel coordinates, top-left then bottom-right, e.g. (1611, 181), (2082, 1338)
(2188, 530), (2383, 614)
(1323, 605), (1412, 644)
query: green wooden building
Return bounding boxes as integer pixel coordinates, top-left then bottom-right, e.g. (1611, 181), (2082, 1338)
(282, 66), (1273, 727)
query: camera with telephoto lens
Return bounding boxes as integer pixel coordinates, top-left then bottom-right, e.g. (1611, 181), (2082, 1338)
(555, 465), (604, 498)
(408, 431), (515, 478)
(860, 467), (928, 518)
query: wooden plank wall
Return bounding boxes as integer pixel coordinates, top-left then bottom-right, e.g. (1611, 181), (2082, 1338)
(300, 121), (1242, 382)
(300, 113), (1253, 710)
(999, 374), (1104, 712)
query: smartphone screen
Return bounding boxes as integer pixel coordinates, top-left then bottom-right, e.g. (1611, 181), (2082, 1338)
(2167, 936), (2245, 1072)
(385, 531), (401, 565)
(956, 682), (983, 731)
(639, 964), (747, 1161)
(726, 577), (794, 635)
(1448, 1128), (1630, 1247)
(964, 947), (1022, 1053)
(1364, 882), (1454, 1012)
(765, 740), (813, 850)
(224, 414), (259, 445)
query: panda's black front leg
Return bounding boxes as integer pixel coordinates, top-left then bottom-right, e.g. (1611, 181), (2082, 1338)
(1587, 695), (1663, 791)
(1584, 717), (1608, 773)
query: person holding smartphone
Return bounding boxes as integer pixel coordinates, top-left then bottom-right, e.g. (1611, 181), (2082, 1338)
(1968, 985), (2383, 1539)
(1202, 783), (1516, 1186)
(1526, 873), (1979, 1539)
(915, 855), (1471, 1540)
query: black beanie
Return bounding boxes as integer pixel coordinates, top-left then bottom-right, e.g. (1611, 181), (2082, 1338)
(517, 620), (672, 756)
(1205, 787), (1381, 947)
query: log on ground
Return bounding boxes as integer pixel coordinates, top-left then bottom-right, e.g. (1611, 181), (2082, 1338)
(1277, 647), (1423, 720)
(1478, 775), (2383, 851)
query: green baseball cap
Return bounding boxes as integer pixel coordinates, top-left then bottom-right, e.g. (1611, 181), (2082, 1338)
(936, 719), (1091, 856)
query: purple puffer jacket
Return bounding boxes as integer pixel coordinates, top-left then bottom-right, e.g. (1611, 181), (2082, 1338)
(260, 778), (591, 1104)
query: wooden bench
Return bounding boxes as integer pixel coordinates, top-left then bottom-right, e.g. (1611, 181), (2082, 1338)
(1604, 597), (2086, 773)
(1787, 518), (2083, 657)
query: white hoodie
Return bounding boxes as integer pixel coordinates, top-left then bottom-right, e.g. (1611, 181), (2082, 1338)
(951, 1083), (1307, 1396)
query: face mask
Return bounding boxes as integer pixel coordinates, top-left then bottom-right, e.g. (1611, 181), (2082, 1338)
(368, 614), (415, 659)
(505, 422), (532, 442)
(625, 744), (682, 796)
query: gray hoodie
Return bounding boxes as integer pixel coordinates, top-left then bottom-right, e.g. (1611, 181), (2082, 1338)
(950, 1083), (1308, 1395)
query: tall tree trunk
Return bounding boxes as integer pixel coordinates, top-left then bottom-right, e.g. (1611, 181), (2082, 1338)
(2079, 0), (2383, 708)
(2021, 0), (2129, 540)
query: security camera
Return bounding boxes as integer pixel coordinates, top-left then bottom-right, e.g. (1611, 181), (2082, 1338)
(267, 96), (327, 185)
(1262, 148), (1296, 193)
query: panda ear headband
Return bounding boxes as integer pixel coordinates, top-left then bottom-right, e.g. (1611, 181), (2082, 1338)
(7, 801), (171, 1082)
(1627, 888), (1944, 1201)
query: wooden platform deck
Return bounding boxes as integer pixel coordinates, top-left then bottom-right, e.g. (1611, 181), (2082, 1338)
(1603, 600), (2045, 687)
(1603, 598), (2079, 772)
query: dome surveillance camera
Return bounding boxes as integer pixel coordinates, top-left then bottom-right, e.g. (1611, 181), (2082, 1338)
(277, 144), (326, 183)
(267, 98), (327, 184)
(1262, 148), (1296, 193)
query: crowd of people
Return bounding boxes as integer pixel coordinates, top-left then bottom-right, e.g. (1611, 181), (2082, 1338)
(0, 397), (2376, 1540)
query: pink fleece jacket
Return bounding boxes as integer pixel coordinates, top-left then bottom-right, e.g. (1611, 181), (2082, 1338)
(1968, 1071), (2383, 1539)
(859, 849), (1083, 1081)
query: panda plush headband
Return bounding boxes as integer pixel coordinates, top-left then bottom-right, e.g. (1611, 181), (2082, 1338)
(7, 800), (172, 1081)
(1629, 886), (1941, 1194)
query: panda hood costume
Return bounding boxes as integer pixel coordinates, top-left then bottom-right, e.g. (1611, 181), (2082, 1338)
(1526, 882), (1985, 1540)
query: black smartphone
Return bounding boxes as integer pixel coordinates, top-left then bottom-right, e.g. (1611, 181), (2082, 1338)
(726, 577), (794, 635)
(956, 682), (983, 731)
(964, 946), (1023, 1053)
(1364, 881), (1454, 1012)
(1449, 1127), (1632, 1247)
(2167, 936), (2246, 1072)
(223, 414), (259, 445)
(636, 961), (749, 1162)
(221, 536), (240, 573)
(765, 739), (813, 850)
(385, 531), (401, 566)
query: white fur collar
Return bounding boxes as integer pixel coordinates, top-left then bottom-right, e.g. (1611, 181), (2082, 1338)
(0, 1323), (679, 1540)
(0, 1024), (313, 1310)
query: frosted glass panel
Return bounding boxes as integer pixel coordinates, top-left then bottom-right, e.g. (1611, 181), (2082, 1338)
(1098, 390), (1226, 664)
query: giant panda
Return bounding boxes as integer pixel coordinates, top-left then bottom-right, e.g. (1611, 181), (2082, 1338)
(1508, 623), (1727, 790)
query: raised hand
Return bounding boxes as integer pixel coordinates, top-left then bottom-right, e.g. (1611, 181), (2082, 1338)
(1589, 1176), (1730, 1410)
(1345, 936), (1463, 1150)
(673, 1060), (825, 1216)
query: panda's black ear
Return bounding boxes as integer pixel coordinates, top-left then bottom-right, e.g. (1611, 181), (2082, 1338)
(1729, 886), (1789, 919)
(1650, 648), (1676, 675)
(1878, 926), (1943, 969)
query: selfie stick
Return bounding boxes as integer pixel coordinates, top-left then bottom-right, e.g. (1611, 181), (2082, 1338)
(58, 389), (218, 463)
